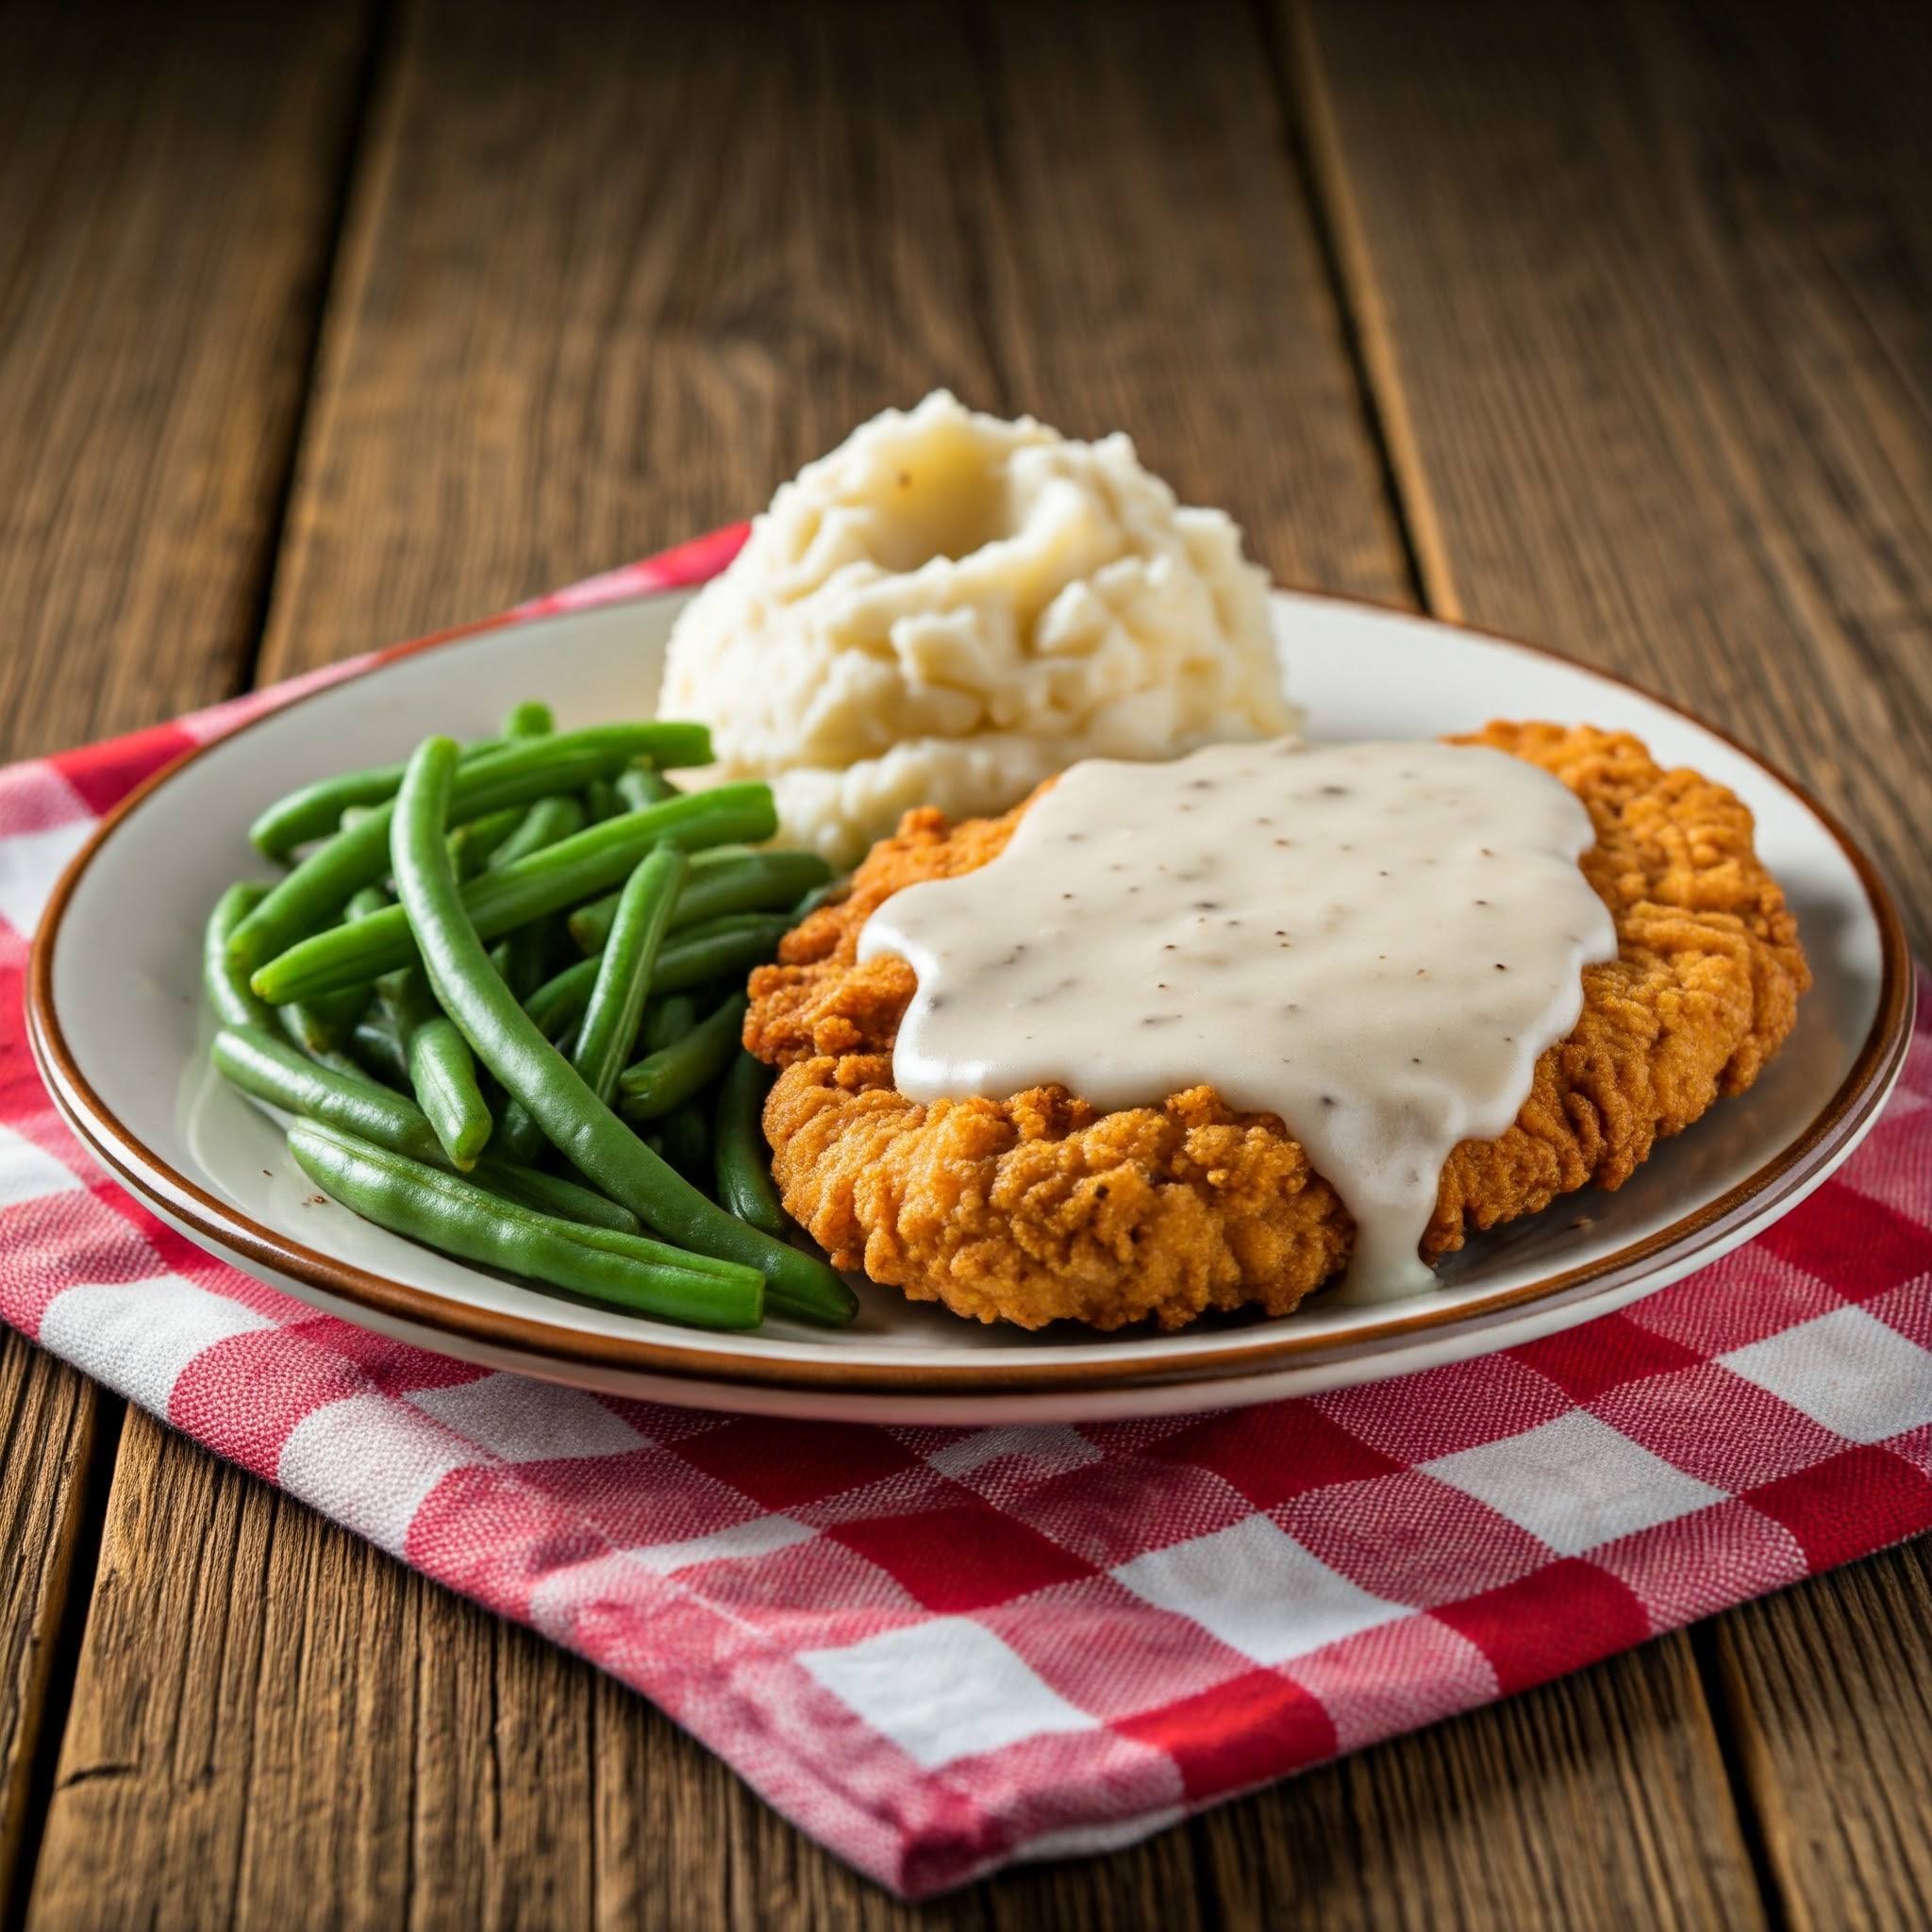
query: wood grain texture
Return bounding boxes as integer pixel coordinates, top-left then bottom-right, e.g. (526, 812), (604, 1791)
(1712, 1544), (1932, 1932)
(1199, 1638), (1763, 1932)
(1291, 2), (1932, 1925)
(0, 1345), (96, 1917)
(27, 1416), (275, 1930)
(256, 0), (999, 680)
(28, 1413), (599, 1930)
(0, 3), (373, 1913)
(255, 0), (1407, 688)
(1291, 0), (1932, 943)
(0, 0), (375, 758)
(955, 0), (1408, 604)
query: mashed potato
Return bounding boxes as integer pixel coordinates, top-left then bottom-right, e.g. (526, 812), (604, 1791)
(658, 391), (1297, 865)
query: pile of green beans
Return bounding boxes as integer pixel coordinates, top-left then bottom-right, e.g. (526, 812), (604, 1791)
(203, 701), (853, 1334)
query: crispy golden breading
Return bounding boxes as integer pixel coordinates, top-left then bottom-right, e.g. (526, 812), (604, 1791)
(744, 724), (1810, 1331)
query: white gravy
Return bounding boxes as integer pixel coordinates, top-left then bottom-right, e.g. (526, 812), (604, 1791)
(857, 739), (1618, 1299)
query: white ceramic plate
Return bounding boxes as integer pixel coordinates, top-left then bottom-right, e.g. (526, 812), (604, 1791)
(28, 589), (1912, 1424)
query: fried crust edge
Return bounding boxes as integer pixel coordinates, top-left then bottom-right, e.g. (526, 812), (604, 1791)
(743, 723), (1810, 1332)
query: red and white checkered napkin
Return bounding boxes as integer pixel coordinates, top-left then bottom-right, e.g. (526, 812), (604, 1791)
(6, 538), (1932, 1898)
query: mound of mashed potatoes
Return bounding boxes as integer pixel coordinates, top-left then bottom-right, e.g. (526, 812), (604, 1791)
(658, 391), (1296, 865)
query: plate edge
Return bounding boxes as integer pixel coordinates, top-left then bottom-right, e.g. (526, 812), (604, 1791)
(25, 584), (1919, 1395)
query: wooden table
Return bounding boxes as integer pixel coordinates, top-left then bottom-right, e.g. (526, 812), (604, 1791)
(3, 3), (1928, 1924)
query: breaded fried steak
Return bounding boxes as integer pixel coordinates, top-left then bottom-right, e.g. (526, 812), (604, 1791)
(743, 723), (1810, 1332)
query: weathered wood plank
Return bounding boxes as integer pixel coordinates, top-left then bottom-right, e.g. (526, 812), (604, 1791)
(1291, 3), (1932, 1925)
(29, 1412), (609, 1930)
(1713, 1545), (1932, 1932)
(26, 1416), (275, 1930)
(254, 0), (1002, 681)
(0, 1344), (97, 1917)
(959, 0), (1408, 604)
(0, 1), (374, 755)
(0, 1), (373, 1910)
(1199, 1638), (1762, 1932)
(1291, 0), (1932, 939)
(255, 0), (1409, 687)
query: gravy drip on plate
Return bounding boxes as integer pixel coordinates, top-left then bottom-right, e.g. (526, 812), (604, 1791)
(858, 739), (1618, 1299)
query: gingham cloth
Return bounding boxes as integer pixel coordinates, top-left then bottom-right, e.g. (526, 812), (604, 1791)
(5, 535), (1931, 1899)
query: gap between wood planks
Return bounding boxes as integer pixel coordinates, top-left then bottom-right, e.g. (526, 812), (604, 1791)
(1248, 0), (1427, 612)
(1689, 1623), (1795, 1932)
(2, 4), (391, 1919)
(229, 0), (402, 703)
(1254, 0), (1790, 1921)
(1274, 3), (1932, 1927)
(2, 1394), (122, 1932)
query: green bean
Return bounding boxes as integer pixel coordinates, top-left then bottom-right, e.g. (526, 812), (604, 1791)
(350, 1014), (411, 1088)
(525, 955), (601, 1040)
(288, 1121), (762, 1330)
(537, 1207), (767, 1289)
(251, 784), (774, 1004)
(714, 1051), (787, 1237)
(313, 980), (373, 1045)
(471, 1161), (640, 1235)
(791, 875), (849, 920)
(489, 793), (586, 871)
(250, 772), (410, 856)
(213, 1024), (449, 1164)
(482, 791), (578, 1008)
(247, 737), (505, 859)
(390, 737), (855, 1324)
(245, 738), (525, 861)
(567, 896), (616, 954)
(327, 887), (394, 1057)
(569, 847), (830, 954)
(227, 723), (712, 974)
(574, 848), (687, 1105)
(393, 967), (492, 1168)
(215, 1024), (632, 1234)
(450, 808), (522, 879)
(275, 885), (382, 1054)
(618, 993), (747, 1121)
(264, 694), (543, 870)
(583, 776), (624, 823)
(499, 924), (553, 1004)
(616, 763), (679, 811)
(448, 694), (552, 876)
(522, 913), (783, 1043)
(642, 992), (699, 1055)
(466, 731), (579, 883)
(277, 989), (366, 1058)
(206, 883), (275, 1029)
(655, 1100), (712, 1184)
(487, 1098), (547, 1166)
(688, 850), (832, 920)
(641, 913), (791, 993)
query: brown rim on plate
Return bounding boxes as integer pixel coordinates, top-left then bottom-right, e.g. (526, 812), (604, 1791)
(26, 586), (1917, 1395)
